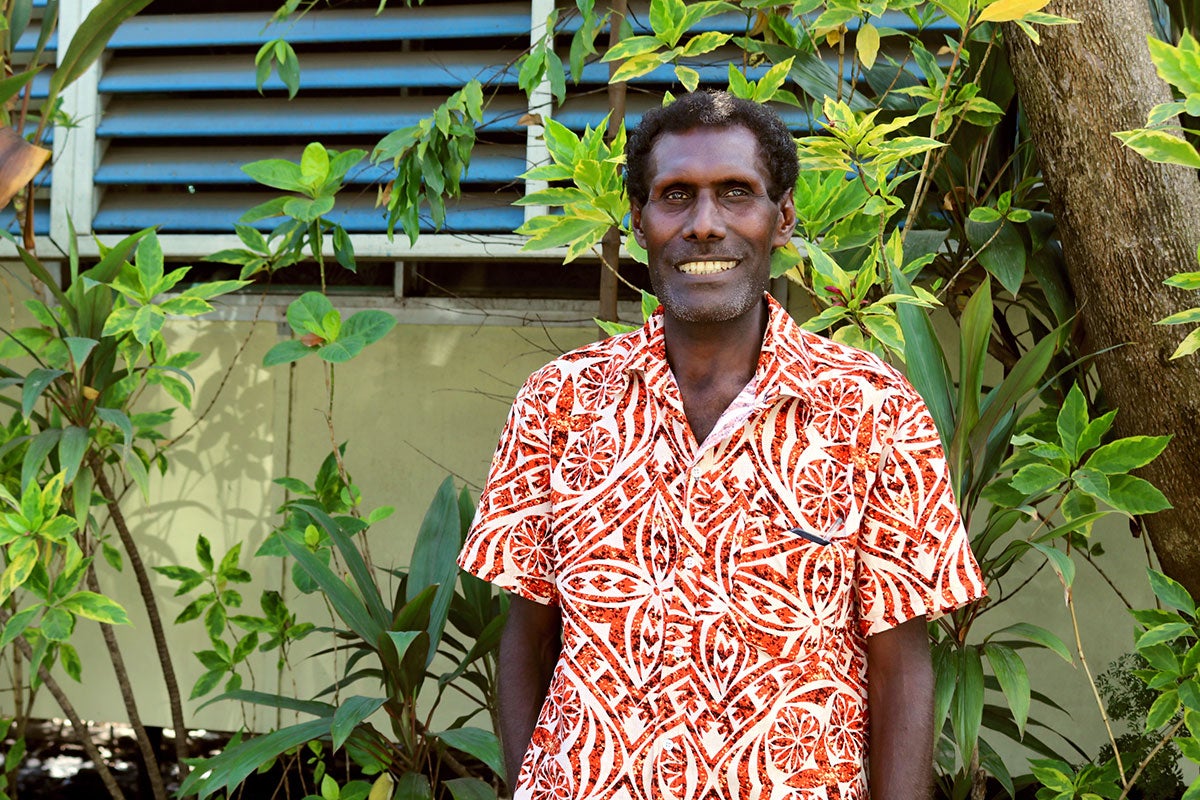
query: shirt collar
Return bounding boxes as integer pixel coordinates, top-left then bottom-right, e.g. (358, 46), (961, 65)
(620, 293), (816, 401)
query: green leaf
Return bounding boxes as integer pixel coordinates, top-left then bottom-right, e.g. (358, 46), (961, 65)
(58, 591), (130, 625)
(264, 339), (315, 367)
(443, 778), (496, 800)
(41, 606), (74, 641)
(951, 646), (984, 763)
(1011, 463), (1067, 496)
(341, 311), (396, 346)
(433, 728), (505, 783)
(1031, 542), (1075, 595)
(1137, 622), (1193, 649)
(1115, 128), (1200, 169)
(1056, 384), (1088, 463)
(1181, 679), (1200, 713)
(63, 337), (99, 370)
(242, 159), (307, 193)
(393, 772), (432, 800)
(22, 369), (66, 419)
(46, 0), (156, 108)
(135, 231), (165, 298)
(1148, 569), (1197, 618)
(279, 534), (382, 643)
(991, 622), (1073, 663)
(286, 292), (336, 336)
(891, 266), (953, 443)
(965, 218), (1026, 296)
(178, 718), (331, 800)
(1083, 435), (1171, 474)
(0, 605), (40, 649)
(1107, 474), (1172, 515)
(408, 476), (463, 663)
(984, 643), (1031, 735)
(1146, 688), (1181, 731)
(331, 695), (386, 751)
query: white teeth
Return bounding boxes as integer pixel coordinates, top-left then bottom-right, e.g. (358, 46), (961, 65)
(677, 260), (737, 275)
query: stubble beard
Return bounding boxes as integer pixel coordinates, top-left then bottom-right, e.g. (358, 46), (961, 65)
(651, 272), (767, 325)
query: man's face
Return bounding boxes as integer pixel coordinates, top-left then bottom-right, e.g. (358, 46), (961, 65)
(631, 125), (796, 327)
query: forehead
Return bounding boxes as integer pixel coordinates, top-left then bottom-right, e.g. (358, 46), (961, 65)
(645, 125), (769, 187)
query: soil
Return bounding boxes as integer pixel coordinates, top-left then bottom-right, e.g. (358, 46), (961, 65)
(3, 718), (351, 799)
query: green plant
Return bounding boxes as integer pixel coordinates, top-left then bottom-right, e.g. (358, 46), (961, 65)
(1114, 29), (1200, 359)
(179, 477), (508, 800)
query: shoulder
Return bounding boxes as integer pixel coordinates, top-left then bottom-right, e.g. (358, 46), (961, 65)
(786, 324), (916, 401)
(516, 327), (644, 410)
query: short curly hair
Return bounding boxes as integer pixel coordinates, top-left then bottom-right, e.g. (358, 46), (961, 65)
(625, 90), (799, 205)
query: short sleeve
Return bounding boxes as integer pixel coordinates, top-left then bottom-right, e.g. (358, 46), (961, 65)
(856, 381), (986, 636)
(458, 372), (559, 606)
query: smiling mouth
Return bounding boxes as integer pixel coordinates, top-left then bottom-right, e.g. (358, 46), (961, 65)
(676, 260), (738, 275)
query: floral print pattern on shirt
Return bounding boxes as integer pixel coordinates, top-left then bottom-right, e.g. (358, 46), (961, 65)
(459, 296), (986, 800)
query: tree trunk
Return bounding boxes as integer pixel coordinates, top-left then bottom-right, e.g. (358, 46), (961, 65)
(1006, 1), (1200, 595)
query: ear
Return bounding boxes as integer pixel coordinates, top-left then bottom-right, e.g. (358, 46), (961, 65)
(631, 201), (647, 248)
(772, 190), (797, 248)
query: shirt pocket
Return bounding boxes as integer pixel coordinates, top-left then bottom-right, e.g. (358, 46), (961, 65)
(725, 513), (855, 660)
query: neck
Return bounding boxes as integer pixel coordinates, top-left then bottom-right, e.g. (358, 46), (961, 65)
(662, 297), (768, 389)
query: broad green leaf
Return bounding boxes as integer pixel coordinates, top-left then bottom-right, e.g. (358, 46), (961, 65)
(1148, 32), (1200, 96)
(674, 65), (700, 93)
(1031, 542), (1075, 595)
(1056, 384), (1088, 463)
(177, 718), (331, 800)
(408, 476), (463, 662)
(951, 646), (984, 763)
(1137, 622), (1192, 649)
(22, 369), (66, 419)
(41, 606), (74, 641)
(196, 688), (334, 717)
(63, 337), (99, 370)
(96, 407), (134, 456)
(886, 268), (950, 420)
(1114, 129), (1200, 169)
(22, 429), (61, 491)
(331, 695), (386, 751)
(0, 605), (39, 649)
(58, 591), (130, 625)
(1083, 435), (1171, 474)
(242, 158), (307, 193)
(1106, 474), (1172, 515)
(1011, 463), (1066, 496)
(984, 643), (1031, 735)
(300, 142), (331, 189)
(1181, 679), (1200, 713)
(341, 310), (397, 346)
(135, 232), (164, 297)
(1170, 327), (1200, 360)
(992, 622), (1072, 663)
(443, 778), (495, 800)
(46, 0), (156, 107)
(286, 292), (336, 336)
(392, 772), (431, 800)
(1148, 568), (1197, 618)
(1146, 688), (1181, 731)
(434, 728), (505, 782)
(264, 339), (315, 367)
(965, 218), (1026, 296)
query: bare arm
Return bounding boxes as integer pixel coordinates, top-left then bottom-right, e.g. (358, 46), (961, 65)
(867, 614), (934, 800)
(498, 593), (563, 789)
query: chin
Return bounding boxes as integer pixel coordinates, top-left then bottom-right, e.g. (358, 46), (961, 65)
(660, 287), (764, 325)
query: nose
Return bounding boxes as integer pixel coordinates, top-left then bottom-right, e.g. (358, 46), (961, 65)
(684, 191), (725, 241)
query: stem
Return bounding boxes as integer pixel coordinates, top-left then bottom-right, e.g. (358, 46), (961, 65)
(1117, 718), (1185, 800)
(1067, 587), (1126, 785)
(85, 567), (169, 800)
(0, 607), (128, 800)
(92, 464), (190, 775)
(901, 28), (969, 243)
(599, 0), (627, 327)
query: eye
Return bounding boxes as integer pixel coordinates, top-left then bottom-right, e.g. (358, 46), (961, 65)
(663, 189), (690, 202)
(724, 186), (751, 198)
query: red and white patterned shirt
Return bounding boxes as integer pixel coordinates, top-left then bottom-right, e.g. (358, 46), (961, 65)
(459, 296), (985, 799)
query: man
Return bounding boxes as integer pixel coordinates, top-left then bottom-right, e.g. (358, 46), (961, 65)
(459, 90), (985, 799)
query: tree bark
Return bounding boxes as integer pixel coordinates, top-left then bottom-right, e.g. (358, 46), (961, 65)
(1006, 2), (1200, 595)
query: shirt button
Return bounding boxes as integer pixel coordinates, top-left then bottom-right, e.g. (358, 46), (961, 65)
(683, 556), (697, 569)
(672, 645), (685, 659)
